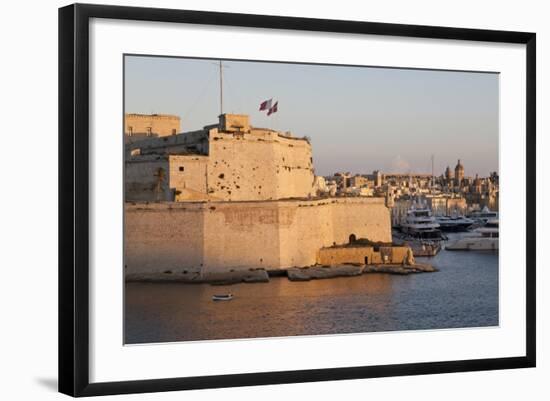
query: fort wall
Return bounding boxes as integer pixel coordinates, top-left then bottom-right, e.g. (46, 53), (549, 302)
(125, 128), (315, 202)
(124, 204), (204, 275)
(207, 130), (315, 201)
(125, 156), (171, 202)
(124, 197), (391, 275)
(125, 155), (211, 201)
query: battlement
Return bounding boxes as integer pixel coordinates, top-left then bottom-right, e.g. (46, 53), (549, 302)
(126, 113), (181, 120)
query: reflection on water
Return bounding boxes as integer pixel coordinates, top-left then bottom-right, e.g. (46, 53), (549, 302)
(125, 246), (498, 344)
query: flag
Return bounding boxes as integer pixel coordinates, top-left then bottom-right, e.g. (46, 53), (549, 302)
(259, 98), (272, 111)
(267, 101), (278, 116)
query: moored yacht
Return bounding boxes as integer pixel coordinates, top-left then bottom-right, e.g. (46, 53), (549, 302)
(435, 215), (475, 232)
(468, 206), (499, 225)
(446, 219), (499, 251)
(399, 201), (445, 241)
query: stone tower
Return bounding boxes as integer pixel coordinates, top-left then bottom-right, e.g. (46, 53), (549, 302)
(454, 159), (464, 187)
(445, 166), (452, 183)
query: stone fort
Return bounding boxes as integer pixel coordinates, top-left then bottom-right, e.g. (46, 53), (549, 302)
(125, 114), (393, 276)
(125, 114), (315, 202)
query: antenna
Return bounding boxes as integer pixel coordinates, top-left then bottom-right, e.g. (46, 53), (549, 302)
(431, 154), (434, 190)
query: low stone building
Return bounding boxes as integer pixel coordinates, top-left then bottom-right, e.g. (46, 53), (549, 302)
(317, 244), (410, 265)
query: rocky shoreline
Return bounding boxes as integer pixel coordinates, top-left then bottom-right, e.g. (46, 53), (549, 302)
(126, 262), (436, 285)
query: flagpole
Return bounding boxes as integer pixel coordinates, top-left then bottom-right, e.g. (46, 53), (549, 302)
(219, 60), (223, 115)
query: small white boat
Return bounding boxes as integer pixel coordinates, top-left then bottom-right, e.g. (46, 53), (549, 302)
(212, 294), (233, 301)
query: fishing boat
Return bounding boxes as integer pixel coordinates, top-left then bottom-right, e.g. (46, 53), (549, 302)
(212, 294), (233, 301)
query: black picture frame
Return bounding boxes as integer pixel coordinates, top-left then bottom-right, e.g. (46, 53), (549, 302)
(59, 3), (536, 397)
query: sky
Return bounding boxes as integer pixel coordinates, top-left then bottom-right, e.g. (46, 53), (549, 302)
(125, 55), (499, 177)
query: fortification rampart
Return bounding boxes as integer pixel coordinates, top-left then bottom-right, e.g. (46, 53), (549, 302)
(124, 197), (391, 276)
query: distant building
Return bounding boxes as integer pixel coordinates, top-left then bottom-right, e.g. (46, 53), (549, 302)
(445, 166), (453, 184)
(454, 159), (464, 187)
(373, 170), (383, 187)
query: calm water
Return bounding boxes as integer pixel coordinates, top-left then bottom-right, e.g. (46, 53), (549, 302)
(125, 238), (498, 344)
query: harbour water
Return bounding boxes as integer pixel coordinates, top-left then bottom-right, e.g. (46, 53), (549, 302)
(125, 236), (498, 344)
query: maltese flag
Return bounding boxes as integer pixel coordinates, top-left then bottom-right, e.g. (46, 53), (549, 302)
(267, 101), (278, 116)
(259, 98), (272, 111)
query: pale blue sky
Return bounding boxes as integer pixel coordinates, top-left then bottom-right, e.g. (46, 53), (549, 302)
(125, 55), (499, 177)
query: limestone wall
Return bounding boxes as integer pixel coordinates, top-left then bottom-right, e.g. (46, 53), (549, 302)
(207, 130), (315, 201)
(126, 128), (315, 202)
(167, 155), (209, 200)
(317, 246), (409, 265)
(126, 155), (211, 201)
(126, 129), (210, 158)
(125, 156), (171, 201)
(125, 113), (181, 137)
(124, 203), (204, 274)
(124, 197), (391, 275)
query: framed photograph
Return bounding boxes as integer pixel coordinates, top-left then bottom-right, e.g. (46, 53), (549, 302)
(58, 3), (536, 397)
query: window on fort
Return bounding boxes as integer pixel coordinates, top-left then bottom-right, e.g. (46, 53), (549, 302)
(179, 166), (184, 172)
(172, 129), (177, 135)
(128, 126), (133, 136)
(146, 127), (152, 136)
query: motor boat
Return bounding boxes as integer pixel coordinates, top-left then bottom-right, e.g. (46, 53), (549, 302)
(436, 215), (475, 232)
(467, 206), (499, 226)
(400, 201), (445, 241)
(446, 219), (498, 251)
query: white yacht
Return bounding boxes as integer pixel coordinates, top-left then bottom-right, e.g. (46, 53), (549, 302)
(400, 201), (444, 241)
(468, 206), (499, 225)
(446, 219), (499, 251)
